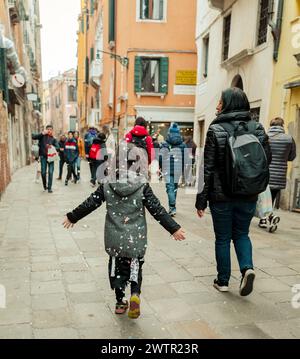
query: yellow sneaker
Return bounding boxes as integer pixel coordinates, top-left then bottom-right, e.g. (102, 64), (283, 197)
(128, 294), (141, 319)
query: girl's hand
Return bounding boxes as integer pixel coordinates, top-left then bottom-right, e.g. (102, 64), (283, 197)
(62, 216), (74, 229)
(173, 228), (186, 241)
(197, 210), (205, 218)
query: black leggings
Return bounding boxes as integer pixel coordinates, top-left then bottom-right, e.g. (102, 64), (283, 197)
(271, 189), (280, 209)
(108, 257), (144, 303)
(66, 162), (77, 181)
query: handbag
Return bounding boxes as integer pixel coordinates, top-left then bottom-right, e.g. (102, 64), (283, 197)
(255, 185), (273, 218)
(47, 145), (58, 163)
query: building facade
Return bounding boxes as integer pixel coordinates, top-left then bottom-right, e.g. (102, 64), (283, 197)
(194, 0), (280, 148)
(269, 0), (300, 211)
(0, 0), (43, 197)
(42, 69), (78, 136)
(77, 0), (197, 140)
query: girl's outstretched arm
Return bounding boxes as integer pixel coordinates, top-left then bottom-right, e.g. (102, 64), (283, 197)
(143, 184), (182, 235)
(65, 184), (105, 225)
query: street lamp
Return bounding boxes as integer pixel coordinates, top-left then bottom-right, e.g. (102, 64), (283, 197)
(97, 49), (129, 68)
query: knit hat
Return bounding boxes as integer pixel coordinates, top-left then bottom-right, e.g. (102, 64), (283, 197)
(169, 123), (180, 134)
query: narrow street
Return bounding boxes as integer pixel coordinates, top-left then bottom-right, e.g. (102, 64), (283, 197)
(0, 161), (300, 339)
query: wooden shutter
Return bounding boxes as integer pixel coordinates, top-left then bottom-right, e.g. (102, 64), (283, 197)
(134, 56), (142, 93)
(90, 0), (94, 16)
(109, 0), (115, 42)
(85, 56), (89, 84)
(159, 57), (169, 94)
(159, 0), (164, 20)
(90, 47), (94, 61)
(0, 48), (8, 103)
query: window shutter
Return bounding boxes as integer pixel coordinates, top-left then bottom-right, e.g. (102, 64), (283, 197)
(159, 57), (169, 94)
(90, 0), (94, 15)
(159, 0), (164, 20)
(109, 0), (115, 42)
(134, 56), (142, 93)
(0, 48), (9, 103)
(85, 56), (89, 84)
(90, 47), (94, 61)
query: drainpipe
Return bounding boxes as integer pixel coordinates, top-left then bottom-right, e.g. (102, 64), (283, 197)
(269, 0), (284, 62)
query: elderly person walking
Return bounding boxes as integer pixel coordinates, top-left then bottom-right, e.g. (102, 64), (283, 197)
(259, 117), (296, 230)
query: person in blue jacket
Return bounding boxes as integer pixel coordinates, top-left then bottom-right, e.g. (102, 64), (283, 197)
(160, 123), (186, 217)
(64, 131), (79, 186)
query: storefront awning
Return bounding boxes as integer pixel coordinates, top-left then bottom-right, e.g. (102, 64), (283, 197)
(284, 81), (300, 89)
(134, 106), (195, 123)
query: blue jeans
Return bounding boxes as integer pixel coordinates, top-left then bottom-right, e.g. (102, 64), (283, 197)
(166, 175), (178, 210)
(75, 157), (81, 179)
(40, 156), (54, 191)
(210, 201), (256, 284)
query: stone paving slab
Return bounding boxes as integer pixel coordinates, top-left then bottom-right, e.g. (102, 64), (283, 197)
(0, 163), (300, 338)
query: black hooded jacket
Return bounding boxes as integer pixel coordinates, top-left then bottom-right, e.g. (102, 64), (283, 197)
(195, 111), (272, 211)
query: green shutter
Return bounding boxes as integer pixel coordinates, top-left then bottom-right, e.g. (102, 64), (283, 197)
(160, 57), (169, 94)
(134, 56), (142, 93)
(0, 48), (9, 103)
(85, 57), (89, 84)
(90, 47), (94, 61)
(109, 0), (115, 42)
(159, 0), (164, 20)
(81, 16), (84, 33)
(90, 0), (94, 16)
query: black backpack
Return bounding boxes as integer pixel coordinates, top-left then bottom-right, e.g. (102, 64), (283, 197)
(220, 121), (269, 196)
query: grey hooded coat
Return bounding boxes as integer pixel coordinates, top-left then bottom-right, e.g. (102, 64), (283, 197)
(268, 126), (296, 190)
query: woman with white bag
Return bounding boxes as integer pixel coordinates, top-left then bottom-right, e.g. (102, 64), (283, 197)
(258, 117), (296, 232)
(256, 186), (280, 233)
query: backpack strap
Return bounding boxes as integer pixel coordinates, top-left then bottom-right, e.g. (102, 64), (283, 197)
(219, 122), (237, 136)
(246, 120), (257, 134)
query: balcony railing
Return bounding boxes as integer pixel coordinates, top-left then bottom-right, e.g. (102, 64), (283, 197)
(90, 59), (103, 87)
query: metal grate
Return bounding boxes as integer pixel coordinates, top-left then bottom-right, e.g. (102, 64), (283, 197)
(257, 0), (270, 45)
(223, 14), (231, 61)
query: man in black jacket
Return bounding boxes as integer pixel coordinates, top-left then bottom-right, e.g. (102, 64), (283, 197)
(57, 134), (66, 180)
(32, 125), (59, 193)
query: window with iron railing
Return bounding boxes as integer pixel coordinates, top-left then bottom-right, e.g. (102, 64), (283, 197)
(257, 0), (271, 46)
(222, 14), (231, 61)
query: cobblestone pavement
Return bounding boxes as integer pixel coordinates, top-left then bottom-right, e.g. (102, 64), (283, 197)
(0, 162), (300, 339)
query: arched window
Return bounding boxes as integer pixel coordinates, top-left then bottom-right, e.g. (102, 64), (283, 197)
(231, 75), (244, 91)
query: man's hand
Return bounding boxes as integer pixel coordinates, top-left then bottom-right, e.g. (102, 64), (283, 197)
(173, 228), (186, 241)
(42, 130), (48, 135)
(197, 210), (205, 218)
(62, 216), (74, 229)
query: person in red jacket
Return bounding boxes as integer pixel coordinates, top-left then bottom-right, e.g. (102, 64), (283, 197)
(125, 117), (154, 164)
